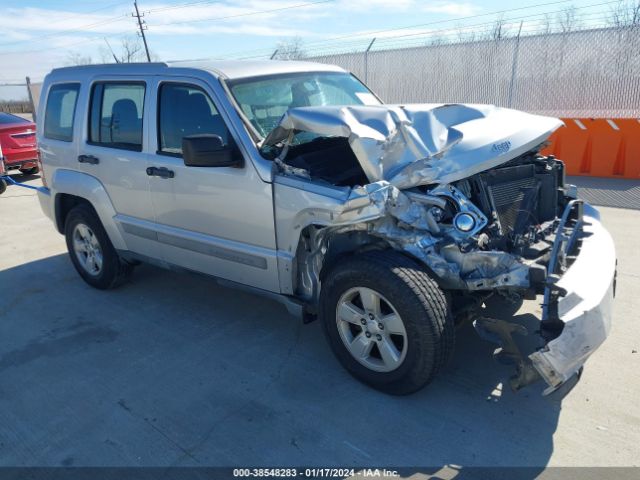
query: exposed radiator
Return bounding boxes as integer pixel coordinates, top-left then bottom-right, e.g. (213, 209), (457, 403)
(480, 164), (540, 236)
(488, 177), (538, 234)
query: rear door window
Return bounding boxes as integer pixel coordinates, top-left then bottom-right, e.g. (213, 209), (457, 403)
(44, 83), (80, 142)
(89, 82), (145, 151)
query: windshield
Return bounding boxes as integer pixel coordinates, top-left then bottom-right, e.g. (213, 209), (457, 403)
(227, 72), (380, 141)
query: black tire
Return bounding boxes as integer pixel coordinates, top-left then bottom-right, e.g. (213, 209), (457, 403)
(64, 203), (133, 289)
(0, 179), (6, 195)
(320, 250), (454, 395)
(19, 166), (39, 175)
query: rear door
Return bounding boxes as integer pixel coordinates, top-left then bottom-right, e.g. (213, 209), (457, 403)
(146, 77), (279, 291)
(80, 77), (160, 258)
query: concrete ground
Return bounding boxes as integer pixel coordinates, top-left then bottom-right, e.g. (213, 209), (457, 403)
(0, 174), (639, 474)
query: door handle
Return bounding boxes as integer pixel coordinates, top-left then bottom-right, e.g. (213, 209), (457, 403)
(78, 155), (99, 165)
(146, 166), (175, 179)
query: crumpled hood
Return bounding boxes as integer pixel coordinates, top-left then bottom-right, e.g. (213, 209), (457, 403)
(264, 103), (563, 189)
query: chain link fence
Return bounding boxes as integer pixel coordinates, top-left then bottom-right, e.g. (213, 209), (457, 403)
(308, 26), (640, 118)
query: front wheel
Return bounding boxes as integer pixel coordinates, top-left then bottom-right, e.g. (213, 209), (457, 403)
(320, 250), (454, 395)
(0, 179), (6, 195)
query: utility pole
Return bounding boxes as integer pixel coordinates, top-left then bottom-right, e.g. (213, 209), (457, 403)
(364, 37), (376, 84)
(507, 21), (524, 108)
(25, 77), (36, 123)
(133, 1), (151, 62)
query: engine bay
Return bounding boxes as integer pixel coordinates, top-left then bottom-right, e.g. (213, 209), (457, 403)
(274, 132), (569, 252)
(442, 153), (567, 256)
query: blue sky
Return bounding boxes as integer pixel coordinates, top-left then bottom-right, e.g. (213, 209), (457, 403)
(0, 0), (621, 99)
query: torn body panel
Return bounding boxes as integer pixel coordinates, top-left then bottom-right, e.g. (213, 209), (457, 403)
(274, 174), (530, 301)
(265, 103), (563, 189)
(530, 204), (615, 393)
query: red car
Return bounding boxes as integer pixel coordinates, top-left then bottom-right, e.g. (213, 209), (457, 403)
(0, 112), (38, 175)
(0, 154), (6, 195)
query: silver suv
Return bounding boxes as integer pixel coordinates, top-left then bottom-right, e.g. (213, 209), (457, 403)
(36, 61), (616, 395)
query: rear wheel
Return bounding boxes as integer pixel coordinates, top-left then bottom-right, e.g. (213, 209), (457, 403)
(64, 204), (132, 289)
(19, 166), (39, 175)
(0, 179), (6, 195)
(320, 250), (454, 395)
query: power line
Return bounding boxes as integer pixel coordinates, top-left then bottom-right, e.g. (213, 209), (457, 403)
(288, 22), (614, 57)
(0, 29), (134, 57)
(0, 0), (332, 50)
(299, 5), (621, 52)
(300, 0), (611, 47)
(194, 0), (582, 59)
(41, 1), (131, 25)
(0, 0), (584, 52)
(0, 13), (130, 48)
(145, 0), (224, 14)
(210, 0), (622, 60)
(150, 0), (334, 26)
(0, 0), (623, 60)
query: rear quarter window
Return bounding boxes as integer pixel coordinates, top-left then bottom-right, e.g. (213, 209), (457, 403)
(43, 83), (80, 142)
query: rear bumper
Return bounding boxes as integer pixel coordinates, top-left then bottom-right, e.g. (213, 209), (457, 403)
(3, 148), (37, 169)
(37, 186), (55, 223)
(530, 203), (615, 394)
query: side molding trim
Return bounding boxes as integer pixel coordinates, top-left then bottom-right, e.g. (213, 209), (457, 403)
(117, 215), (269, 270)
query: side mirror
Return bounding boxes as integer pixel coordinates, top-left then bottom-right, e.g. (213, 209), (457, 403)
(182, 134), (243, 168)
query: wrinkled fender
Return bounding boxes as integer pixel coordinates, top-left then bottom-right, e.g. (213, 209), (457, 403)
(51, 169), (126, 250)
(274, 175), (392, 297)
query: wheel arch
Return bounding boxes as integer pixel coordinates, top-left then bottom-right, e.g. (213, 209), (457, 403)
(292, 223), (407, 309)
(51, 169), (126, 250)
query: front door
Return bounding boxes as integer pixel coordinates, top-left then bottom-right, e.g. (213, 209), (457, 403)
(146, 77), (279, 292)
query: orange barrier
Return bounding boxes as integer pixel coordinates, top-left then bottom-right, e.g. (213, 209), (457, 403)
(541, 118), (640, 179)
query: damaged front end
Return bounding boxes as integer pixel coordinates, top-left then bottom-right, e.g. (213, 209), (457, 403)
(269, 103), (616, 395)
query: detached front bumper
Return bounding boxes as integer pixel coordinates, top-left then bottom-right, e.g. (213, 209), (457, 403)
(530, 203), (616, 394)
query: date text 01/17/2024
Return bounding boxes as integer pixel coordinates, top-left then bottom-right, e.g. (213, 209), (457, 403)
(232, 468), (400, 478)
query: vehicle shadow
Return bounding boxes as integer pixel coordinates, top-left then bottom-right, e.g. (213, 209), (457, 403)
(5, 172), (41, 184)
(0, 254), (560, 475)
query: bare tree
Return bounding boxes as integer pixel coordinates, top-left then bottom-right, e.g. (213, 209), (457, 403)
(99, 36), (159, 63)
(487, 16), (510, 40)
(608, 0), (640, 28)
(455, 24), (477, 43)
(66, 51), (93, 66)
(120, 36), (143, 62)
(541, 13), (553, 34)
(557, 6), (581, 33)
(272, 37), (306, 60)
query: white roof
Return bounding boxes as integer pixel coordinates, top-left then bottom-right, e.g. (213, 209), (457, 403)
(173, 60), (346, 79)
(48, 60), (346, 80)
